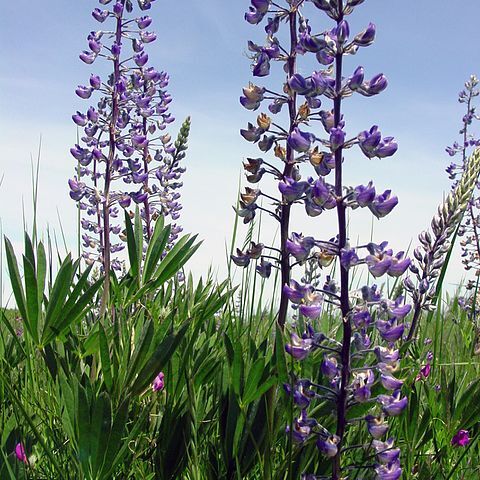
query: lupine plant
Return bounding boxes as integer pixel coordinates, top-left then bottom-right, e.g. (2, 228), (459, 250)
(69, 0), (190, 283)
(235, 0), (409, 478)
(404, 77), (480, 340)
(444, 76), (480, 317)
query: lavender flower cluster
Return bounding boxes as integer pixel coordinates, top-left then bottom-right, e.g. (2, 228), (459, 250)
(69, 0), (190, 272)
(235, 0), (410, 477)
(446, 77), (480, 289)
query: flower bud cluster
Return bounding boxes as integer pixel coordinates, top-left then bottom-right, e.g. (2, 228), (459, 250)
(69, 0), (190, 271)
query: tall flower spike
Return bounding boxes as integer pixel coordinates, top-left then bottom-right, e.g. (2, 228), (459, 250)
(235, 1), (408, 478)
(69, 0), (190, 290)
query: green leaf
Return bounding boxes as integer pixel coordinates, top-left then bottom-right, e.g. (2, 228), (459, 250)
(77, 384), (91, 470)
(242, 357), (265, 405)
(134, 206), (144, 277)
(91, 392), (112, 476)
(124, 210), (139, 280)
(274, 325), (288, 383)
(23, 255), (39, 343)
(131, 321), (190, 395)
(99, 324), (113, 392)
(42, 255), (74, 343)
(142, 218), (171, 284)
(124, 318), (154, 388)
(232, 341), (244, 398)
(36, 242), (47, 319)
(4, 238), (28, 335)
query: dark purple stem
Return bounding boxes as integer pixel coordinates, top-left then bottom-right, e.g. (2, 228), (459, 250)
(277, 8), (298, 330)
(332, 2), (351, 478)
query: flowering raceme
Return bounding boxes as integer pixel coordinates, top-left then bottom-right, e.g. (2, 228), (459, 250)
(69, 0), (190, 274)
(235, 0), (408, 477)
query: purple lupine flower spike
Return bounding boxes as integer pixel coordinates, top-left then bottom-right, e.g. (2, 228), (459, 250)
(70, 0), (190, 276)
(238, 2), (407, 477)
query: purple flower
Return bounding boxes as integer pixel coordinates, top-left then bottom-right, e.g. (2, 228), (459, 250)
(134, 52), (149, 67)
(278, 177), (309, 202)
(311, 178), (335, 208)
(299, 291), (323, 319)
(14, 443), (27, 464)
(287, 410), (316, 443)
(357, 125), (381, 157)
(369, 190), (398, 218)
(317, 435), (340, 458)
(451, 429), (470, 447)
(240, 83), (265, 111)
(130, 190), (148, 203)
(286, 232), (315, 262)
(321, 355), (339, 379)
(354, 23), (376, 47)
(329, 127), (345, 151)
(284, 380), (315, 409)
(112, 41), (122, 57)
(285, 332), (313, 360)
(375, 346), (400, 365)
(354, 181), (376, 206)
(245, 0), (270, 25)
(113, 1), (124, 15)
(140, 31), (156, 43)
(240, 122), (263, 143)
(231, 248), (251, 267)
(80, 51), (97, 64)
(253, 52), (270, 77)
(365, 414), (389, 439)
(256, 259), (272, 278)
(72, 111), (88, 126)
(351, 369), (374, 402)
(234, 200), (257, 223)
(378, 390), (408, 416)
(69, 178), (87, 201)
(336, 20), (350, 44)
(373, 438), (400, 464)
(376, 320), (404, 342)
(75, 85), (93, 99)
(349, 66), (365, 91)
(366, 252), (392, 278)
(287, 127), (313, 153)
(340, 248), (359, 269)
(89, 74), (101, 89)
(380, 374), (404, 391)
(353, 309), (371, 328)
(152, 371), (165, 392)
(375, 460), (402, 480)
(136, 16), (152, 29)
(283, 280), (309, 304)
(366, 73), (388, 95)
(92, 8), (109, 22)
(288, 73), (312, 95)
(388, 251), (410, 277)
(415, 363), (431, 382)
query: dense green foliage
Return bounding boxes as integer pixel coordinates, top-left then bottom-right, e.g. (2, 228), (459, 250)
(0, 214), (479, 479)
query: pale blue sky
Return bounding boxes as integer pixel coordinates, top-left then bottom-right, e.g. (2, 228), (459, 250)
(1, 1), (480, 302)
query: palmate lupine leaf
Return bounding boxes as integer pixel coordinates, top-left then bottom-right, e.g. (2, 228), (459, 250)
(121, 210), (199, 306)
(131, 321), (189, 395)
